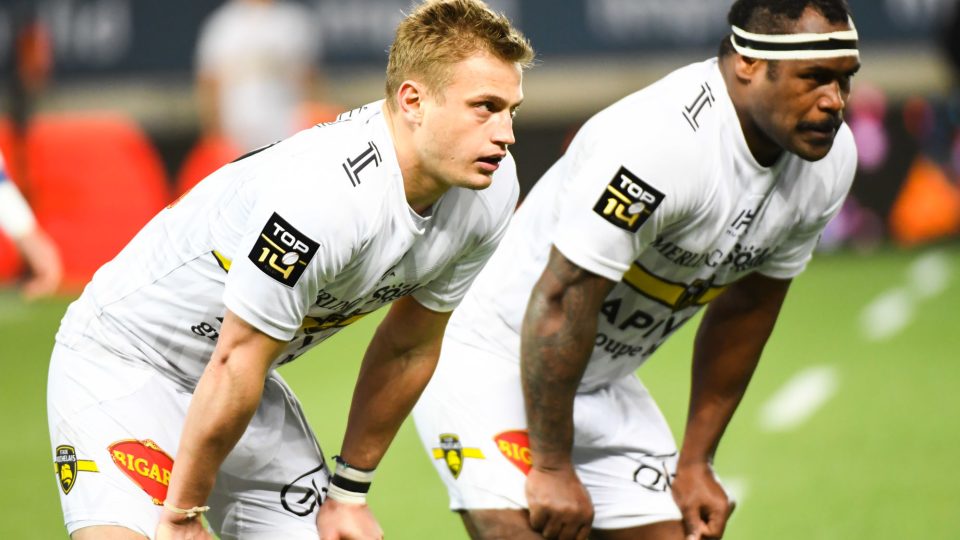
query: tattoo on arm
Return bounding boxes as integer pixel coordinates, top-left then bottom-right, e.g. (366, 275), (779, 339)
(521, 248), (614, 464)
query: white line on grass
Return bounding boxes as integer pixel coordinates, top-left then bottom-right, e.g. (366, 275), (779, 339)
(907, 250), (952, 299)
(859, 287), (913, 342)
(759, 365), (839, 432)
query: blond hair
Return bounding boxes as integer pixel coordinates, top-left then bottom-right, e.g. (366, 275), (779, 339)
(385, 0), (534, 108)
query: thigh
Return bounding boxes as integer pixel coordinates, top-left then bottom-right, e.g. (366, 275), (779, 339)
(591, 520), (684, 540)
(208, 372), (328, 540)
(412, 338), (530, 510)
(48, 341), (190, 538)
(460, 509), (543, 540)
(573, 376), (682, 531)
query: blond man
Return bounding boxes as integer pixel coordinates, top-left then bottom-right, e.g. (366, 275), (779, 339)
(46, 2), (533, 539)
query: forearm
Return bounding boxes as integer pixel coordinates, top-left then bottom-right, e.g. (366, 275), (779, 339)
(166, 354), (267, 507)
(680, 275), (790, 466)
(339, 296), (449, 470)
(339, 329), (440, 469)
(521, 285), (595, 467)
(521, 248), (613, 469)
(164, 312), (282, 510)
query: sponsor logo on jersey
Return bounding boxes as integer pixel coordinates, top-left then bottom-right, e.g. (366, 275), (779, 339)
(431, 434), (485, 479)
(493, 430), (532, 475)
(622, 263), (726, 311)
(108, 439), (174, 505)
(651, 237), (775, 273)
(281, 464), (328, 516)
(248, 212), (320, 287)
(53, 445), (99, 495)
(593, 167), (665, 232)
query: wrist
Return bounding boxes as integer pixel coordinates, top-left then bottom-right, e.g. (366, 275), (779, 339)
(162, 500), (210, 524)
(327, 455), (376, 505)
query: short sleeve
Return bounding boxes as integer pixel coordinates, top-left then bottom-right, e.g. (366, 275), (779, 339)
(222, 175), (359, 341)
(552, 133), (693, 283)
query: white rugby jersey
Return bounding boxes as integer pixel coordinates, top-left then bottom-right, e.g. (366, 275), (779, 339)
(57, 101), (519, 386)
(447, 58), (857, 391)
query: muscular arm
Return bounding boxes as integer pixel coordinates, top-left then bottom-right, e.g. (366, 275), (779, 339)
(673, 272), (791, 539)
(521, 247), (615, 539)
(317, 296), (451, 539)
(159, 310), (285, 532)
(339, 295), (451, 468)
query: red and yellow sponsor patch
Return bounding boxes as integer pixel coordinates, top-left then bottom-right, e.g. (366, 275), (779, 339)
(108, 439), (174, 505)
(493, 430), (532, 476)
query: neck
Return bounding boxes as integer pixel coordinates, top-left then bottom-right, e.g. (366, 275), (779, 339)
(720, 56), (784, 168)
(382, 102), (449, 215)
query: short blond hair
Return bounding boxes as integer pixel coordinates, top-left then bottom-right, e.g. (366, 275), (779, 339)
(385, 0), (534, 108)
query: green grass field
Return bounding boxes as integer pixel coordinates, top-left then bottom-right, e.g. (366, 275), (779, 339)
(2, 247), (957, 539)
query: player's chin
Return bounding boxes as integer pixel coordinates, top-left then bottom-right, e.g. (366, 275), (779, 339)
(459, 170), (495, 191)
(792, 133), (835, 162)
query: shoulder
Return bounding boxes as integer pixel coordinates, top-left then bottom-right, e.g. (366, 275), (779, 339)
(236, 123), (392, 236)
(577, 59), (722, 176)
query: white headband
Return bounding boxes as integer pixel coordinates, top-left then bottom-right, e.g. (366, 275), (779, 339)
(730, 17), (859, 60)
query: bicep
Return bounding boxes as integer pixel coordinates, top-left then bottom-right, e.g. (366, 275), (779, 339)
(375, 296), (452, 356)
(697, 273), (792, 349)
(535, 247), (617, 309)
(212, 310), (288, 377)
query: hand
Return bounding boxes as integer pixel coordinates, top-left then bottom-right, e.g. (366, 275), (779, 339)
(671, 462), (735, 540)
(317, 498), (384, 540)
(525, 464), (593, 540)
(155, 513), (214, 540)
(15, 227), (61, 300)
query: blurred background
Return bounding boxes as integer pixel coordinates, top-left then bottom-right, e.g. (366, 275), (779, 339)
(0, 0), (958, 538)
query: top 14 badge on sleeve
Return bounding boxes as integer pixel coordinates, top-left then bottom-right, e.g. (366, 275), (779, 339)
(593, 166), (665, 232)
(249, 212), (320, 287)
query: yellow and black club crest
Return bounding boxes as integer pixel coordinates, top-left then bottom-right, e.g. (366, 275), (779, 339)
(53, 445), (99, 495)
(432, 433), (485, 479)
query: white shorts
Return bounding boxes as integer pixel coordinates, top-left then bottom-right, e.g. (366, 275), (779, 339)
(47, 338), (328, 539)
(412, 337), (682, 530)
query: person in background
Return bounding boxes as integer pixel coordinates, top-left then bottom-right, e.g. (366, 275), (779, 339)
(195, 0), (324, 152)
(0, 148), (61, 299)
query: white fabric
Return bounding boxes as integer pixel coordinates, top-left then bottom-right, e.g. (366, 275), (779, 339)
(48, 338), (328, 540)
(0, 151), (37, 239)
(413, 339), (682, 529)
(196, 0), (321, 151)
(445, 58), (857, 392)
(56, 99), (519, 388)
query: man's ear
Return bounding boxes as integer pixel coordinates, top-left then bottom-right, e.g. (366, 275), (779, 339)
(396, 80), (426, 123)
(733, 54), (762, 84)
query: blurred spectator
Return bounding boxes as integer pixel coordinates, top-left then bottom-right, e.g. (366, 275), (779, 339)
(0, 148), (62, 299)
(1, 2), (61, 298)
(195, 0), (324, 152)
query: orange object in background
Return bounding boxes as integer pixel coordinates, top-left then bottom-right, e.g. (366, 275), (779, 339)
(0, 114), (171, 291)
(174, 135), (240, 197)
(889, 156), (960, 246)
